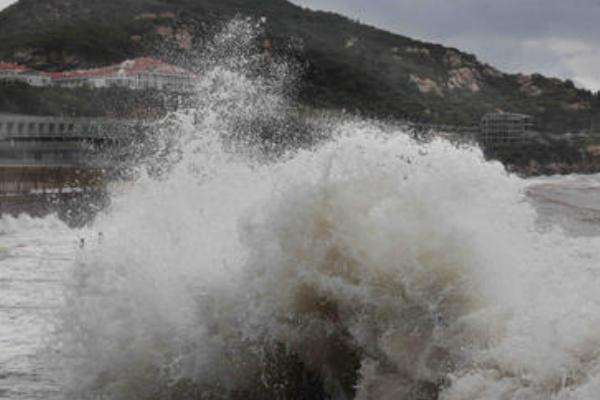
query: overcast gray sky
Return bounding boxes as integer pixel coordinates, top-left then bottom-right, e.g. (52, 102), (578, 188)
(2, 0), (598, 91)
(291, 0), (600, 92)
(0, 0), (15, 11)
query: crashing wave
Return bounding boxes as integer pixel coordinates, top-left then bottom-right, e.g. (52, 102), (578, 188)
(55, 19), (600, 400)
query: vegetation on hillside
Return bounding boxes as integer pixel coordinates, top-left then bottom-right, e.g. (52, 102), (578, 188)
(0, 82), (171, 118)
(0, 0), (598, 133)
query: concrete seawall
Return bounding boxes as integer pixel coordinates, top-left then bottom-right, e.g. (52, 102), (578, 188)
(0, 165), (107, 194)
(0, 165), (110, 226)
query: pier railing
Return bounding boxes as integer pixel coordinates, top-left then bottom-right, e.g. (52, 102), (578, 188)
(0, 113), (151, 167)
(0, 113), (144, 141)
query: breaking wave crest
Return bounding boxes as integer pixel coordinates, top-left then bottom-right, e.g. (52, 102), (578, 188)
(57, 20), (600, 400)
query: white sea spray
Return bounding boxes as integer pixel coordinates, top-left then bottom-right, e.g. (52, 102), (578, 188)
(49, 19), (600, 400)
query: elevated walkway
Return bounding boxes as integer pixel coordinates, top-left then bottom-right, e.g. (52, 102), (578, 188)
(0, 112), (145, 141)
(0, 113), (150, 167)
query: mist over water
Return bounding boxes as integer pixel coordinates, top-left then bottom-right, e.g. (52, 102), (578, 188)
(45, 20), (600, 400)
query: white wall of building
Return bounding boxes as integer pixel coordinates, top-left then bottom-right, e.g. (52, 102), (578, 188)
(54, 72), (196, 92)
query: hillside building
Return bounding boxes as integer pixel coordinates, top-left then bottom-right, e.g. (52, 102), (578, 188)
(1, 58), (197, 91)
(480, 113), (535, 145)
(0, 62), (51, 87)
(49, 58), (197, 92)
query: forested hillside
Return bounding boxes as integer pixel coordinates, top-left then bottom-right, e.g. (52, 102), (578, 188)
(1, 0), (599, 132)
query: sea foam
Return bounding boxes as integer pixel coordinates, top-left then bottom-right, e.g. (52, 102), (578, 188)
(56, 20), (600, 400)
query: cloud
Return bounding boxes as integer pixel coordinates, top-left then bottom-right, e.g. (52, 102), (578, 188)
(521, 38), (600, 90)
(0, 0), (18, 12)
(291, 0), (600, 91)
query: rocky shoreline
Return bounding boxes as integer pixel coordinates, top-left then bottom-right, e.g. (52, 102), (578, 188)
(484, 138), (600, 178)
(509, 161), (600, 177)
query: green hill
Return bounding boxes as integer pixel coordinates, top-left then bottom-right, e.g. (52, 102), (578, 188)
(1, 0), (599, 133)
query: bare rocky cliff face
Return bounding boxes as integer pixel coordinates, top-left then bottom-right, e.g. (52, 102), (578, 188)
(0, 0), (598, 133)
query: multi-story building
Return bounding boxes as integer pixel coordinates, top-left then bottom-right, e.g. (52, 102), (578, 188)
(480, 113), (535, 145)
(50, 58), (198, 92)
(0, 62), (51, 87)
(1, 58), (197, 91)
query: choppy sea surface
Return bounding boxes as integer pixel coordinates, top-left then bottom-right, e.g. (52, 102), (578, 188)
(528, 174), (600, 236)
(0, 217), (82, 399)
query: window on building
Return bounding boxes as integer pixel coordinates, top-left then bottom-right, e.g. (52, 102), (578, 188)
(18, 123), (24, 134)
(49, 123), (55, 133)
(28, 122), (35, 133)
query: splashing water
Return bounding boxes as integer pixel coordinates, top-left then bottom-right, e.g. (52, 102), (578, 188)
(54, 20), (600, 400)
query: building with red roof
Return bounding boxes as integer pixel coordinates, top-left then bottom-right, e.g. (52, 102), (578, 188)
(51, 58), (198, 92)
(0, 62), (51, 87)
(1, 58), (197, 91)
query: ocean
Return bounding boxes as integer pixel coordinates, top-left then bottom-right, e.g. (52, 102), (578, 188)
(2, 20), (600, 400)
(0, 216), (78, 399)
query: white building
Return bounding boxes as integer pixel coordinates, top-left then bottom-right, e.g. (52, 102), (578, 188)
(50, 58), (198, 92)
(0, 62), (51, 87)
